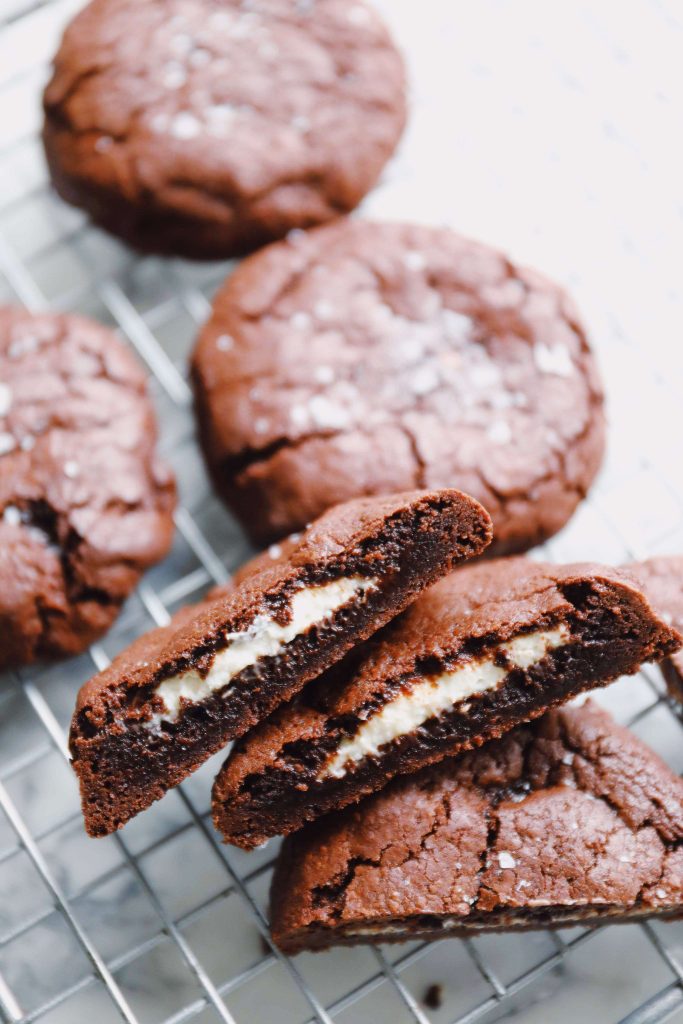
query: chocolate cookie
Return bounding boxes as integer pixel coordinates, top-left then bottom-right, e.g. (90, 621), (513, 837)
(70, 489), (491, 836)
(42, 0), (406, 259)
(270, 702), (683, 952)
(192, 220), (606, 551)
(212, 557), (680, 848)
(0, 307), (176, 669)
(626, 555), (683, 701)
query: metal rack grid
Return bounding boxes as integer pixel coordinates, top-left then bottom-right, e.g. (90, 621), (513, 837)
(1, 1), (683, 1022)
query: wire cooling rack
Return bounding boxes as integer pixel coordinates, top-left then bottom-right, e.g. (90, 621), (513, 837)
(1, 1), (683, 1022)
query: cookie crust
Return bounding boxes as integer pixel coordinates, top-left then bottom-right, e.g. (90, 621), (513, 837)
(0, 307), (176, 668)
(42, 0), (406, 259)
(192, 220), (605, 550)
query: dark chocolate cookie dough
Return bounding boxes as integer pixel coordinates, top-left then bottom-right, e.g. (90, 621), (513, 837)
(212, 556), (680, 848)
(42, 0), (406, 258)
(270, 702), (683, 952)
(192, 220), (606, 551)
(0, 307), (176, 669)
(70, 489), (491, 836)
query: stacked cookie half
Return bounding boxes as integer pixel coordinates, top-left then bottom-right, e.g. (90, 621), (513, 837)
(68, 489), (683, 950)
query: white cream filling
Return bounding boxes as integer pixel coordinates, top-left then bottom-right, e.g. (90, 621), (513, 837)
(322, 626), (570, 779)
(147, 576), (377, 727)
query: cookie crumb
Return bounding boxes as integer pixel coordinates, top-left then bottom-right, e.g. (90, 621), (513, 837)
(423, 983), (443, 1010)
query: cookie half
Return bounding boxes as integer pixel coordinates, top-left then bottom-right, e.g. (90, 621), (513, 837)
(0, 307), (176, 668)
(70, 489), (491, 836)
(42, 0), (406, 259)
(626, 556), (683, 701)
(270, 702), (683, 952)
(212, 557), (680, 848)
(192, 219), (606, 552)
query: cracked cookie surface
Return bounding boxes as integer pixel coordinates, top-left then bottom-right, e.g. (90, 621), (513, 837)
(270, 702), (683, 952)
(42, 0), (406, 259)
(0, 307), (176, 669)
(192, 220), (606, 550)
(626, 556), (683, 701)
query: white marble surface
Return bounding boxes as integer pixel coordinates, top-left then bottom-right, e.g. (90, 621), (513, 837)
(0, 1), (682, 1023)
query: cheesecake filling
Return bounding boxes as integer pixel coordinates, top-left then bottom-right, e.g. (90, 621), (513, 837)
(322, 625), (570, 779)
(147, 576), (378, 727)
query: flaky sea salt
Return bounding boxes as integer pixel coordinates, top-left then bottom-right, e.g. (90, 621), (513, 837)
(0, 383), (12, 417)
(497, 851), (516, 870)
(308, 395), (349, 430)
(403, 250), (426, 272)
(3, 506), (21, 526)
(169, 111), (202, 139)
(0, 432), (16, 456)
(314, 365), (335, 385)
(534, 342), (574, 377)
(487, 419), (512, 445)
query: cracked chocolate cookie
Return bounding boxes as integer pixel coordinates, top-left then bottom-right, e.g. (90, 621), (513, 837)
(70, 488), (491, 836)
(212, 557), (680, 848)
(626, 555), (683, 701)
(42, 0), (406, 259)
(192, 220), (606, 551)
(0, 307), (176, 670)
(270, 702), (683, 951)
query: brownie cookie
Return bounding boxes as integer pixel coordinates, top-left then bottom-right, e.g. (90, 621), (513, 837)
(270, 702), (683, 952)
(71, 489), (491, 836)
(0, 307), (175, 669)
(42, 0), (406, 259)
(192, 220), (605, 551)
(626, 555), (683, 701)
(212, 557), (680, 848)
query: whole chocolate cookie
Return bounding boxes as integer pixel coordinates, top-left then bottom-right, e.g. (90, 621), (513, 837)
(212, 556), (680, 848)
(0, 308), (176, 669)
(42, 0), (406, 259)
(192, 220), (606, 551)
(70, 489), (491, 836)
(270, 702), (683, 952)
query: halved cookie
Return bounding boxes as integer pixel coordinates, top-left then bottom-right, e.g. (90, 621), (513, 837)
(213, 557), (681, 848)
(70, 489), (491, 836)
(626, 555), (683, 701)
(270, 702), (683, 952)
